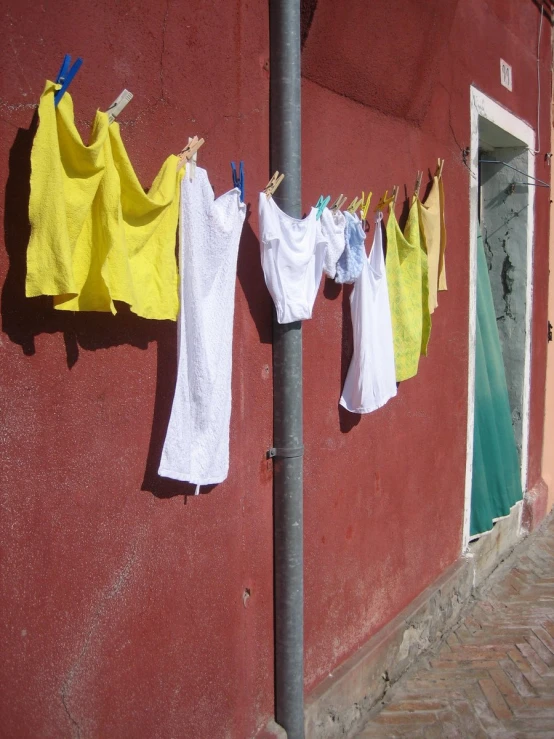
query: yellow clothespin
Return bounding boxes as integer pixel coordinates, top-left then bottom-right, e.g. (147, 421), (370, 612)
(346, 195), (363, 214)
(264, 171), (285, 199)
(414, 171), (423, 200)
(435, 158), (444, 179)
(375, 189), (396, 211)
(331, 194), (347, 211)
(360, 191), (372, 221)
(177, 136), (205, 173)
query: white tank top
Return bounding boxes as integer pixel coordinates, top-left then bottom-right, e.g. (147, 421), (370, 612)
(259, 194), (327, 323)
(159, 167), (246, 486)
(340, 212), (397, 414)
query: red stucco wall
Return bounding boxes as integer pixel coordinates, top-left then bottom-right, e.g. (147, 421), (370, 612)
(0, 0), (550, 737)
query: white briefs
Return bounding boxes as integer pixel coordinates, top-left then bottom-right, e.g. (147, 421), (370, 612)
(259, 194), (327, 323)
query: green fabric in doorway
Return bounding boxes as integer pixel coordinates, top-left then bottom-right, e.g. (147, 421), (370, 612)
(470, 230), (522, 537)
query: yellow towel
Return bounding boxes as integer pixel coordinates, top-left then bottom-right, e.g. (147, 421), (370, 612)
(107, 124), (183, 321)
(417, 174), (447, 313)
(27, 80), (113, 312)
(386, 204), (430, 382)
(404, 198), (431, 356)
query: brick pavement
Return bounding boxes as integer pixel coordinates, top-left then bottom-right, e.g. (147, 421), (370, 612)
(357, 513), (554, 738)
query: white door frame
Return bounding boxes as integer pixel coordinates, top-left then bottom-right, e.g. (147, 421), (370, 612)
(463, 86), (536, 550)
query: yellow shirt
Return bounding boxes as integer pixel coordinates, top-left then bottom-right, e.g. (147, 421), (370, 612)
(404, 199), (431, 356)
(27, 80), (114, 312)
(386, 203), (430, 382)
(27, 80), (182, 320)
(107, 124), (183, 321)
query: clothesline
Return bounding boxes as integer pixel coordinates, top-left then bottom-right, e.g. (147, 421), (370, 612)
(25, 74), (448, 495)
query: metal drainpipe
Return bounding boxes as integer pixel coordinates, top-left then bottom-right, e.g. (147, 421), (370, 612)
(269, 0), (304, 737)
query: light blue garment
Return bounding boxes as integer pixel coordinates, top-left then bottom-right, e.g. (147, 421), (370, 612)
(334, 211), (366, 284)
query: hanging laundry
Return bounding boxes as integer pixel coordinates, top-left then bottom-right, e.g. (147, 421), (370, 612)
(334, 211), (366, 284)
(27, 80), (183, 319)
(404, 199), (431, 356)
(340, 212), (397, 414)
(259, 195), (327, 323)
(26, 80), (114, 310)
(417, 173), (447, 312)
(159, 167), (246, 486)
(320, 207), (346, 278)
(386, 202), (429, 382)
(104, 124), (182, 320)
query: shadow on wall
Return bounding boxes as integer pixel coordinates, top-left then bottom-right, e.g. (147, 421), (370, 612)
(1, 114), (169, 364)
(1, 118), (272, 500)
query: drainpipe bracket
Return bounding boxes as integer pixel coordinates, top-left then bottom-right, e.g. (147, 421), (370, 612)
(267, 446), (304, 459)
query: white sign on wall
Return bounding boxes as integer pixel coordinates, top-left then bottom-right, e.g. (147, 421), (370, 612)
(500, 59), (513, 91)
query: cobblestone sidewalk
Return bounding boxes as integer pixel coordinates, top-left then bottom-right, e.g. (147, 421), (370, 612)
(357, 513), (554, 738)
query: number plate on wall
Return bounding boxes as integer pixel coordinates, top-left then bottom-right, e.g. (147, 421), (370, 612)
(500, 59), (513, 91)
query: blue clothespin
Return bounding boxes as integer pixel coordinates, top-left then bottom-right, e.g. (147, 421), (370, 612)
(54, 54), (83, 107)
(231, 161), (245, 202)
(315, 195), (330, 220)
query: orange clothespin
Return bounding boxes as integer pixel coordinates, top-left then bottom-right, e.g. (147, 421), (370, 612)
(264, 171), (285, 199)
(360, 191), (372, 221)
(435, 158), (444, 179)
(414, 171), (423, 200)
(177, 136), (205, 173)
(331, 193), (347, 211)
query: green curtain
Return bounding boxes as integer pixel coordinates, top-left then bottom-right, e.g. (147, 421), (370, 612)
(470, 229), (522, 537)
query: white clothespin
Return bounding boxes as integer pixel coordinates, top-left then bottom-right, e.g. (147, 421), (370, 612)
(106, 89), (133, 124)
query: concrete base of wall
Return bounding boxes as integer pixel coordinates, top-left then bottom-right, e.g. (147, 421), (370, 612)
(469, 501), (523, 587)
(522, 478), (549, 533)
(304, 499), (532, 739)
(304, 558), (474, 738)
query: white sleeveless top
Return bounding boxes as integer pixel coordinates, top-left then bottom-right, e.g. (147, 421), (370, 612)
(159, 167), (246, 486)
(259, 194), (327, 323)
(340, 212), (397, 414)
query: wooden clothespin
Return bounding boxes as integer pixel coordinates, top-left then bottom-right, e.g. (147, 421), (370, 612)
(346, 195), (363, 214)
(264, 171), (285, 199)
(435, 158), (444, 179)
(414, 171), (423, 200)
(177, 136), (205, 174)
(360, 191), (372, 221)
(106, 89), (133, 124)
(331, 194), (347, 212)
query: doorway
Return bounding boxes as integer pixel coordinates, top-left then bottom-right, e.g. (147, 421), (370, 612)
(463, 87), (536, 549)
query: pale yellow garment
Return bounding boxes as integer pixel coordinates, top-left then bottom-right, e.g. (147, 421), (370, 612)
(417, 174), (447, 313)
(404, 199), (431, 356)
(27, 80), (115, 312)
(107, 124), (183, 321)
(386, 204), (429, 382)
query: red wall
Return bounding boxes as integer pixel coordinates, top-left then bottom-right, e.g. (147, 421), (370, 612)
(0, 0), (550, 737)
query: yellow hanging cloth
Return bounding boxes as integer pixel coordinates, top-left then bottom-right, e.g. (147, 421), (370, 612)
(404, 198), (431, 356)
(106, 124), (183, 321)
(27, 80), (115, 312)
(27, 81), (182, 320)
(417, 174), (447, 313)
(386, 203), (430, 382)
